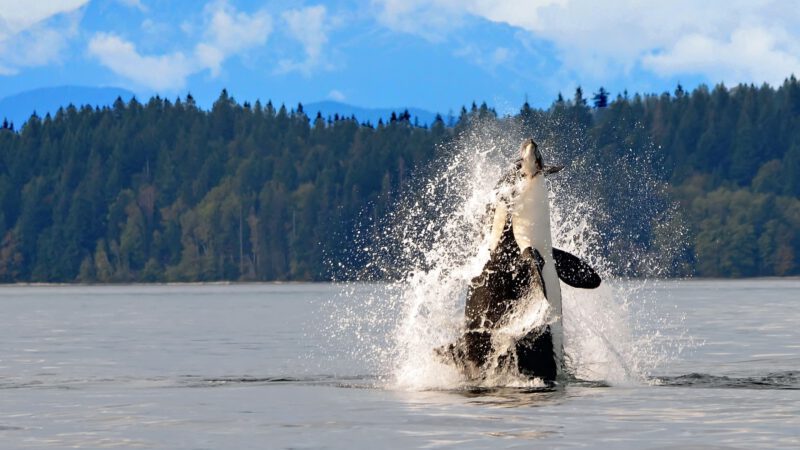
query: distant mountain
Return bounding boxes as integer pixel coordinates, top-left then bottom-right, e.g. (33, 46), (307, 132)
(303, 100), (440, 126)
(0, 86), (136, 128)
(0, 88), (440, 130)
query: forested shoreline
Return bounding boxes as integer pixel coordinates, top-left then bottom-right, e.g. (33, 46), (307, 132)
(1, 79), (799, 282)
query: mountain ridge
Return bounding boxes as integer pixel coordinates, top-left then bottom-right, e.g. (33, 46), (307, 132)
(303, 100), (439, 126)
(0, 87), (440, 129)
(0, 86), (137, 127)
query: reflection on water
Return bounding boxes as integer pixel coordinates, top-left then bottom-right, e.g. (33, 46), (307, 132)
(455, 386), (569, 408)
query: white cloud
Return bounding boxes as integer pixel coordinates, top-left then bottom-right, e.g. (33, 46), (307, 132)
(277, 5), (331, 75)
(372, 0), (800, 86)
(140, 18), (169, 37)
(456, 45), (514, 73)
(371, 0), (465, 41)
(0, 0), (88, 33)
(327, 89), (346, 101)
(198, 1), (272, 76)
(643, 27), (800, 87)
(88, 33), (195, 91)
(89, 0), (272, 91)
(0, 0), (87, 74)
(116, 0), (147, 12)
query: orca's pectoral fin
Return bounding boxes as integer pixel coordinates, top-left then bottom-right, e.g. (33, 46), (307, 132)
(521, 247), (545, 274)
(543, 165), (564, 175)
(552, 248), (601, 289)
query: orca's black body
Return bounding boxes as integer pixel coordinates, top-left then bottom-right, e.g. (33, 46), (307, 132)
(438, 203), (599, 382)
(437, 142), (600, 383)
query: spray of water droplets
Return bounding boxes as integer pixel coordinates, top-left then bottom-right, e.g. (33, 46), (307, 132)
(323, 114), (692, 389)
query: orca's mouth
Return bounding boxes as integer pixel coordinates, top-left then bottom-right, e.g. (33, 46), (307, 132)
(515, 158), (564, 177)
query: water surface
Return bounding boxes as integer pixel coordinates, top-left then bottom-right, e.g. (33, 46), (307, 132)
(0, 280), (798, 448)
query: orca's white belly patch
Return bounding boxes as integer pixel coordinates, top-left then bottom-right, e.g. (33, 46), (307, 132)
(511, 176), (552, 254)
(488, 202), (508, 252)
(510, 174), (564, 371)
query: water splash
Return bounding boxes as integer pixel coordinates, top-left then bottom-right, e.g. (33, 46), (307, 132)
(327, 114), (690, 389)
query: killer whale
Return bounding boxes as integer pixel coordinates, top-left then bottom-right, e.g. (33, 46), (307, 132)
(438, 139), (600, 382)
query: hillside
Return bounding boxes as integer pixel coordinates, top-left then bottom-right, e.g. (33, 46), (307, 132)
(1, 81), (799, 282)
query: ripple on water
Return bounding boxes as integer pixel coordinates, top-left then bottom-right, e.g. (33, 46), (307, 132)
(653, 371), (800, 390)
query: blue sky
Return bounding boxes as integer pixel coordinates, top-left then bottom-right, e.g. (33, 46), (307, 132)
(1, 0), (799, 113)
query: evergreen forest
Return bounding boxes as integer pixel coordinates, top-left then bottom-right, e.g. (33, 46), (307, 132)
(1, 79), (799, 283)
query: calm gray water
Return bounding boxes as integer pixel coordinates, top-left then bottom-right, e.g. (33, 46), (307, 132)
(0, 280), (798, 449)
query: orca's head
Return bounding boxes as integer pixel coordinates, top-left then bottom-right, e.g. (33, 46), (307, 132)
(519, 139), (563, 178)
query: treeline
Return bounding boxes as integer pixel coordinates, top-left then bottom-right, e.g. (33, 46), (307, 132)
(599, 81), (800, 277)
(0, 91), (452, 282)
(0, 79), (799, 282)
(547, 81), (800, 277)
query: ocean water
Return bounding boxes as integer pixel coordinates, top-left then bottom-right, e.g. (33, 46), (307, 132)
(0, 280), (798, 449)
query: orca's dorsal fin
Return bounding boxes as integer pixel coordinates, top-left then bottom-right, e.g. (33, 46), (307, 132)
(552, 248), (601, 289)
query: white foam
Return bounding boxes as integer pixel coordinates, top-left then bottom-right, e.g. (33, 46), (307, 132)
(330, 117), (689, 390)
